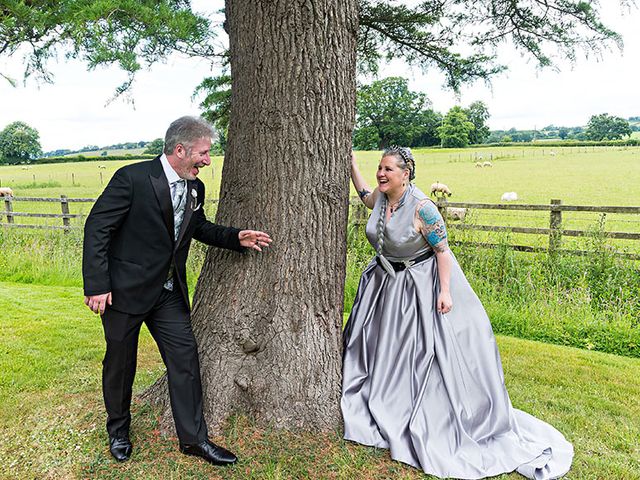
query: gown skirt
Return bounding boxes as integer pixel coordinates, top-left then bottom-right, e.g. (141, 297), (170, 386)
(341, 252), (574, 479)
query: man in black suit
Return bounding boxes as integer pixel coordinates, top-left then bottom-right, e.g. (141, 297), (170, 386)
(82, 116), (271, 465)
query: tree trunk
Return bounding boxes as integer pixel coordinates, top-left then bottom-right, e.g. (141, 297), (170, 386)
(145, 0), (358, 433)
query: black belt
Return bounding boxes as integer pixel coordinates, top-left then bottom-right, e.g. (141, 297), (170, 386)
(376, 250), (435, 272)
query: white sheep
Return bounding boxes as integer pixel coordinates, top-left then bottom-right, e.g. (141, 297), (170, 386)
(98, 164), (107, 169)
(21, 165), (32, 170)
(500, 192), (518, 202)
(482, 161), (493, 167)
(446, 207), (467, 221)
(475, 162), (483, 168)
(430, 182), (452, 198)
(549, 151), (556, 157)
(0, 187), (13, 197)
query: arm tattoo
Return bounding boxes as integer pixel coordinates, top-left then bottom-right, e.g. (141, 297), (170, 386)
(416, 200), (449, 253)
(358, 189), (371, 200)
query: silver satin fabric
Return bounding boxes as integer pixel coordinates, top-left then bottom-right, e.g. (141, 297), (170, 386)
(341, 187), (573, 479)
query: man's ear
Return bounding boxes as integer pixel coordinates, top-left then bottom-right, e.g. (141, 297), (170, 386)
(175, 143), (186, 158)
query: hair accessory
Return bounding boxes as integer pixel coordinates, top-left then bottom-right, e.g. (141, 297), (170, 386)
(384, 145), (415, 181)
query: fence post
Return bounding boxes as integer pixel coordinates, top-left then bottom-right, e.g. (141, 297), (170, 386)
(60, 194), (70, 233)
(549, 199), (562, 253)
(4, 196), (14, 224)
(437, 196), (448, 224)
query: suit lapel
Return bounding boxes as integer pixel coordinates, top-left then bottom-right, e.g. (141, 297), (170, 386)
(175, 180), (195, 248)
(149, 158), (174, 240)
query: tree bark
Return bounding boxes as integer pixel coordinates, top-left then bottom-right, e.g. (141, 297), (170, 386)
(145, 0), (358, 432)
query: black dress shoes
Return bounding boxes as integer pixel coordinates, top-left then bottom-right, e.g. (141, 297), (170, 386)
(109, 436), (132, 462)
(180, 440), (238, 465)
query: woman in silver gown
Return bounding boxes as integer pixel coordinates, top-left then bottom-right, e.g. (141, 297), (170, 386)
(341, 147), (573, 479)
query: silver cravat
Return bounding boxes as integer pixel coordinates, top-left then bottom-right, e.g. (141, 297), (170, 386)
(171, 179), (187, 240)
(164, 179), (187, 291)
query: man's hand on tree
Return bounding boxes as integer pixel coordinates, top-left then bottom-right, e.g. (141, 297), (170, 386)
(239, 230), (273, 252)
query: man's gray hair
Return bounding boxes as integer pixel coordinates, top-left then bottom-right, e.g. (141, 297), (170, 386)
(163, 116), (214, 155)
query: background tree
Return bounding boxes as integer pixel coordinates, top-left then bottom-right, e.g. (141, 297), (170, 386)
(412, 108), (443, 147)
(438, 106), (474, 148)
(559, 127), (570, 140)
(353, 77), (438, 149)
(194, 73), (231, 153)
(199, 75), (443, 151)
(586, 113), (632, 140)
(0, 121), (42, 164)
(352, 125), (381, 150)
(465, 101), (490, 144)
(143, 138), (164, 155)
(1, 0), (629, 435)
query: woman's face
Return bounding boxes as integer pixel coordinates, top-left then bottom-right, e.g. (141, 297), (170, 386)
(377, 155), (408, 196)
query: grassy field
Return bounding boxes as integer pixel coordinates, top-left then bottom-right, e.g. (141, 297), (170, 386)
(1, 281), (639, 479)
(2, 145), (639, 250)
(1, 145), (638, 204)
(63, 147), (147, 157)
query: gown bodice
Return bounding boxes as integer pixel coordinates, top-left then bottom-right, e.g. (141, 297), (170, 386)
(365, 185), (433, 262)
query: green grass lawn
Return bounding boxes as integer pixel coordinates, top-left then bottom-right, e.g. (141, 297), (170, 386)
(1, 281), (639, 479)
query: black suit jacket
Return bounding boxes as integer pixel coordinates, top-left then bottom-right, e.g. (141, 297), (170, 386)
(83, 157), (243, 314)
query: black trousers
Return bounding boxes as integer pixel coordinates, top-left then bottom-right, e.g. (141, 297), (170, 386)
(101, 287), (207, 444)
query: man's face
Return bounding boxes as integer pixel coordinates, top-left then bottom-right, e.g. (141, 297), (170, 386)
(173, 137), (211, 180)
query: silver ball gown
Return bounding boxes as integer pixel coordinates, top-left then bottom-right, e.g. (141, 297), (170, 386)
(341, 185), (573, 479)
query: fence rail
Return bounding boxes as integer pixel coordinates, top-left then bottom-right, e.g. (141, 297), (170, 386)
(3, 195), (640, 259)
(2, 195), (91, 231)
(351, 197), (640, 260)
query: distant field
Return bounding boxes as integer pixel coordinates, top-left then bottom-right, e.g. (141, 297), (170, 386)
(354, 145), (640, 252)
(2, 145), (640, 251)
(2, 144), (638, 202)
(62, 147), (147, 157)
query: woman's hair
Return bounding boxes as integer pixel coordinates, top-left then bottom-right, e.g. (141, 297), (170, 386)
(164, 116), (214, 155)
(382, 145), (415, 181)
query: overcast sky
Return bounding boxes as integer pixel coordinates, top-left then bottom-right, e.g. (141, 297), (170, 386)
(1, 2), (639, 151)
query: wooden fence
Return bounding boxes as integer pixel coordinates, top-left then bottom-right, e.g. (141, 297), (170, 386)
(2, 195), (93, 231)
(438, 199), (640, 260)
(1, 195), (220, 231)
(351, 197), (640, 260)
(3, 195), (640, 260)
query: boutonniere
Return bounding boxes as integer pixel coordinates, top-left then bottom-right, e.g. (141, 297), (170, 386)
(190, 188), (201, 211)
